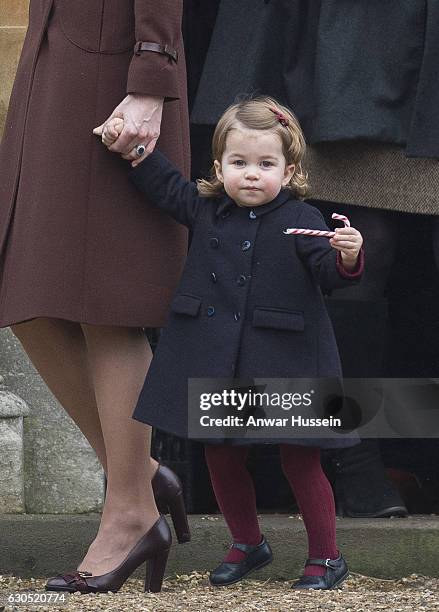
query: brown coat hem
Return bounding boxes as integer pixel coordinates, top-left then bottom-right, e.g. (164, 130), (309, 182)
(0, 284), (175, 329)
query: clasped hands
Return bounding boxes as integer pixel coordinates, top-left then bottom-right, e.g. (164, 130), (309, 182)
(93, 94), (163, 167)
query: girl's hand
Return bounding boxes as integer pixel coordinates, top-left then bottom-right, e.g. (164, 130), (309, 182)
(92, 94), (163, 166)
(93, 118), (124, 147)
(329, 227), (363, 271)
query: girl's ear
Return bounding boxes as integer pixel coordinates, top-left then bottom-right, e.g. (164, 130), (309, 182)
(214, 160), (224, 183)
(282, 164), (295, 186)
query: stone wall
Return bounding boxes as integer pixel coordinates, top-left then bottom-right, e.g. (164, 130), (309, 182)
(0, 1), (29, 135)
(0, 1), (104, 513)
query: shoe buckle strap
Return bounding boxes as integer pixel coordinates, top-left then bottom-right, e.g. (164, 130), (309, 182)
(306, 557), (338, 569)
(61, 571), (92, 590)
(231, 542), (252, 553)
(231, 538), (265, 553)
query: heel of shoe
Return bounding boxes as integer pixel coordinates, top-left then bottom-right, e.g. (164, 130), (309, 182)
(145, 547), (170, 593)
(168, 491), (191, 543)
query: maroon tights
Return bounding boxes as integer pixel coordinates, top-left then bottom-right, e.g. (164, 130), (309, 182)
(204, 444), (338, 577)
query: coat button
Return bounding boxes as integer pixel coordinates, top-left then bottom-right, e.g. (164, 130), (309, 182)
(237, 275), (247, 286)
(241, 240), (251, 251)
(211, 272), (217, 283)
(207, 306), (215, 316)
(210, 237), (219, 248)
(249, 210), (257, 219)
(234, 312), (241, 321)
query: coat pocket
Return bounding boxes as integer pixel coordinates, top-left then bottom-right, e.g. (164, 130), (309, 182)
(252, 307), (305, 331)
(170, 294), (202, 317)
(58, 0), (134, 54)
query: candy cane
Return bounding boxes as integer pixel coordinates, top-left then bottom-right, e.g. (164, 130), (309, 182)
(331, 213), (350, 227)
(284, 213), (350, 238)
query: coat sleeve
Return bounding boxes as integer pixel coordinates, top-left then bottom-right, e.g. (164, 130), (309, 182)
(130, 150), (203, 228)
(294, 205), (364, 293)
(126, 0), (182, 99)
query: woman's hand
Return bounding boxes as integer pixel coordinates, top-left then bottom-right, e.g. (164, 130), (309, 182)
(329, 227), (363, 271)
(93, 94), (163, 167)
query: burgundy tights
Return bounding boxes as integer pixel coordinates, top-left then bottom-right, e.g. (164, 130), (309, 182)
(204, 444), (338, 577)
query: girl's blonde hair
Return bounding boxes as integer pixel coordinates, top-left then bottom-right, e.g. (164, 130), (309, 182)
(197, 96), (310, 199)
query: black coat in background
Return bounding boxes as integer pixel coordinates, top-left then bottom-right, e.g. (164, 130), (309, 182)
(192, 0), (439, 159)
(130, 151), (363, 447)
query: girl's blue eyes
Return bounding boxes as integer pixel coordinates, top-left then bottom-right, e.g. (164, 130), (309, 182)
(232, 160), (273, 167)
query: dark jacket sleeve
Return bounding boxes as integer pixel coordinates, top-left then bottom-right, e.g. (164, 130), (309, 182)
(295, 205), (364, 293)
(127, 0), (182, 99)
(130, 150), (202, 228)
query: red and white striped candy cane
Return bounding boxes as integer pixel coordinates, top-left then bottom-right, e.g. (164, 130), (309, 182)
(331, 213), (350, 227)
(284, 212), (350, 238)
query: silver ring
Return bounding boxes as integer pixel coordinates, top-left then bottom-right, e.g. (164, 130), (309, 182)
(135, 144), (146, 157)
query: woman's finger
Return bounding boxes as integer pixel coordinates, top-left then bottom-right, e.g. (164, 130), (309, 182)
(131, 137), (158, 167)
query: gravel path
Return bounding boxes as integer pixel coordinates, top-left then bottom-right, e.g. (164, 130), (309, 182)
(1, 572), (438, 611)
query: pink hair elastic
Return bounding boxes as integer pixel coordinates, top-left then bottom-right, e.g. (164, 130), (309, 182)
(284, 213), (350, 238)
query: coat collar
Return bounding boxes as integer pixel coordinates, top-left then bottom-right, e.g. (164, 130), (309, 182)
(215, 189), (292, 218)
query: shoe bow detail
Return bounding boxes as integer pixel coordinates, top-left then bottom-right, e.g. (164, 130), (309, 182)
(58, 571), (93, 592)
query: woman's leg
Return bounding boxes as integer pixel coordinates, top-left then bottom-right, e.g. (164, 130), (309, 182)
(11, 318), (160, 479)
(77, 323), (159, 575)
(12, 318), (159, 575)
(280, 444), (338, 577)
(204, 444), (261, 562)
(11, 318), (108, 470)
(313, 203), (407, 516)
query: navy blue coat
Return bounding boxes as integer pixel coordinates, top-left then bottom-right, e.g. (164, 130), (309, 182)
(131, 151), (363, 447)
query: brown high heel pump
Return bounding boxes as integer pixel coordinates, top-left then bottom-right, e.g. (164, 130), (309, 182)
(45, 515), (172, 594)
(152, 464), (191, 543)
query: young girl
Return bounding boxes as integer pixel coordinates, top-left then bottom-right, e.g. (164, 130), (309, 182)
(95, 97), (363, 590)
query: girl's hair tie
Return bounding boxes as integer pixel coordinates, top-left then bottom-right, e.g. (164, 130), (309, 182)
(268, 106), (289, 127)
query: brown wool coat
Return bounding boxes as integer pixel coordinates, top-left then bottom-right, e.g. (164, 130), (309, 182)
(0, 0), (189, 327)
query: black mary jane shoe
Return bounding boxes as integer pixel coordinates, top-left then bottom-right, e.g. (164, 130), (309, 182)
(292, 554), (349, 590)
(209, 537), (273, 587)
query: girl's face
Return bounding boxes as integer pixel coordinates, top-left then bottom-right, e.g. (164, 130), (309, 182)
(214, 128), (295, 207)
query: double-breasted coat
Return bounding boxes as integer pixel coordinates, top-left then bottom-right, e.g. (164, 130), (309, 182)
(130, 151), (364, 448)
(0, 0), (189, 328)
